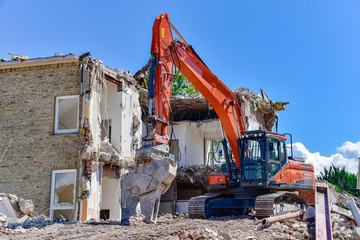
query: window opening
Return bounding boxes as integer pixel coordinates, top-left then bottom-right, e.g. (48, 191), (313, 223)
(50, 169), (76, 220)
(55, 95), (79, 134)
(101, 119), (112, 142)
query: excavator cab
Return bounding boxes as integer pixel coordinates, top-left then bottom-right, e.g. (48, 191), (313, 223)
(239, 130), (288, 187)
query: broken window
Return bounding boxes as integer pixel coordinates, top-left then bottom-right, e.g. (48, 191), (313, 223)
(50, 169), (76, 219)
(54, 95), (79, 134)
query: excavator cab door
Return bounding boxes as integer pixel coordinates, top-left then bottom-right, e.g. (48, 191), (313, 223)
(239, 131), (288, 187)
(267, 137), (287, 177)
(239, 135), (267, 185)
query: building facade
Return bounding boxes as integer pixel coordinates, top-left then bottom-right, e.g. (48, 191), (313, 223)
(0, 54), (142, 221)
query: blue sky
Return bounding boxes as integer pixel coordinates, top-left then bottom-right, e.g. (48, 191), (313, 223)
(1, 0), (359, 172)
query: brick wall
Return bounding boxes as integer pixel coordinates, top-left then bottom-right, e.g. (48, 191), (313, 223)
(0, 62), (82, 215)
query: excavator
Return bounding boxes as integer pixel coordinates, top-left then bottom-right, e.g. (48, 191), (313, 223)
(120, 13), (315, 224)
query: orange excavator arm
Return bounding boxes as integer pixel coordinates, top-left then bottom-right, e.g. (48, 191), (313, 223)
(148, 13), (246, 167)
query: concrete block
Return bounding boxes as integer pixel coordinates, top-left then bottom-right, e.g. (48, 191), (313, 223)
(18, 198), (34, 216)
(0, 197), (17, 219)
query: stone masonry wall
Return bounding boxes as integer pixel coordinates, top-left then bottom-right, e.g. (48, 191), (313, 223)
(0, 62), (81, 215)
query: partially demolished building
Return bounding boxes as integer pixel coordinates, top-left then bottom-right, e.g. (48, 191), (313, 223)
(0, 53), (285, 221)
(0, 53), (142, 221)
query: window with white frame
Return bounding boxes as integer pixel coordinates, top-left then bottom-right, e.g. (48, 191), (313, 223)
(49, 169), (77, 219)
(55, 95), (79, 134)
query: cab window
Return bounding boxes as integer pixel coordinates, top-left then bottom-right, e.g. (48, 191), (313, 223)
(268, 138), (285, 176)
(269, 138), (279, 161)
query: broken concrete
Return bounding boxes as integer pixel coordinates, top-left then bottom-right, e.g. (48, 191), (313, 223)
(331, 204), (355, 221)
(177, 164), (221, 187)
(0, 213), (7, 224)
(233, 88), (281, 131)
(98, 139), (135, 168)
(18, 198), (34, 216)
(0, 193), (34, 227)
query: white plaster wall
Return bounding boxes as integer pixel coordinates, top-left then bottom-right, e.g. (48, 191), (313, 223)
(119, 89), (134, 157)
(101, 177), (121, 219)
(88, 91), (102, 151)
(172, 125), (186, 167)
(185, 124), (204, 166)
(248, 118), (262, 131)
(173, 123), (204, 167)
(196, 120), (223, 139)
(101, 81), (142, 157)
(100, 82), (122, 152)
(86, 166), (101, 220)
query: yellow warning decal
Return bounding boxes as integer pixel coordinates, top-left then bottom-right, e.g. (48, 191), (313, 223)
(161, 28), (165, 38)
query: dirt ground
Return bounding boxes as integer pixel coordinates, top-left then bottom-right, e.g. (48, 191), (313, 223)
(0, 214), (309, 240)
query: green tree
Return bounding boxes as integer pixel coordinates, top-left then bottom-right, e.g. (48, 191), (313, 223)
(171, 73), (198, 97)
(318, 164), (360, 197)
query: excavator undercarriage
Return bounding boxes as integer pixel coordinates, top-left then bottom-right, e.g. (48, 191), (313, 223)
(188, 190), (308, 219)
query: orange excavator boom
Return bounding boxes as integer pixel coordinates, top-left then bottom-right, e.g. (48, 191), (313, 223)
(148, 13), (245, 167)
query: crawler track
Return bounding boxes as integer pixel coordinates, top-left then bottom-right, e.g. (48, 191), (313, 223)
(255, 192), (308, 218)
(188, 191), (308, 219)
(188, 193), (221, 219)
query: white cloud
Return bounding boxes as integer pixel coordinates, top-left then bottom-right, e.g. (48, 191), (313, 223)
(290, 141), (360, 176)
(338, 141), (360, 160)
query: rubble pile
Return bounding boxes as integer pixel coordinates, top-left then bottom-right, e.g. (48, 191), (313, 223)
(331, 212), (360, 239)
(233, 88), (283, 131)
(255, 189), (360, 240)
(0, 193), (34, 227)
(81, 140), (135, 169)
(169, 226), (233, 240)
(258, 216), (313, 240)
(0, 193), (78, 232)
(99, 139), (135, 168)
(177, 165), (222, 186)
(335, 191), (360, 210)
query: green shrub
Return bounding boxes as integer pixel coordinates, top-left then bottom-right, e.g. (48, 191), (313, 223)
(318, 164), (360, 197)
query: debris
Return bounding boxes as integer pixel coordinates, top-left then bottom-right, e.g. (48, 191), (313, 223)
(303, 206), (315, 222)
(8, 53), (29, 62)
(336, 191), (360, 210)
(233, 88), (281, 131)
(172, 226), (235, 240)
(331, 204), (354, 221)
(0, 213), (7, 224)
(271, 101), (289, 111)
(348, 197), (360, 226)
(177, 164), (221, 186)
(262, 211), (303, 225)
(18, 198), (34, 216)
(79, 52), (91, 61)
(245, 236), (256, 240)
(98, 139), (135, 168)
